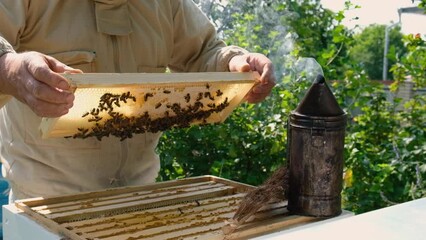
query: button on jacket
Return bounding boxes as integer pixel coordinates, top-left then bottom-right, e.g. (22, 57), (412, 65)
(0, 0), (248, 200)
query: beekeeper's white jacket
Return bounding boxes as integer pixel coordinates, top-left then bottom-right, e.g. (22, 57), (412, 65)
(0, 0), (247, 200)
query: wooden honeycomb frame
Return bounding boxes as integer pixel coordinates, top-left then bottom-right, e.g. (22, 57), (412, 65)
(40, 72), (258, 139)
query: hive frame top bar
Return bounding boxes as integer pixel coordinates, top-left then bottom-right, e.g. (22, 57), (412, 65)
(64, 72), (259, 88)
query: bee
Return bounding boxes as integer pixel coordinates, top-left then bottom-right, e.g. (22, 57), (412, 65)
(99, 105), (108, 111)
(184, 93), (191, 103)
(196, 92), (203, 101)
(120, 93), (128, 103)
(88, 115), (102, 122)
(144, 93), (154, 102)
(81, 112), (89, 118)
(193, 101), (204, 110)
(101, 92), (113, 100)
(203, 92), (214, 101)
(115, 115), (124, 124)
(216, 89), (223, 96)
(106, 101), (113, 111)
(163, 90), (171, 94)
(207, 103), (216, 108)
(155, 102), (162, 109)
(205, 83), (210, 89)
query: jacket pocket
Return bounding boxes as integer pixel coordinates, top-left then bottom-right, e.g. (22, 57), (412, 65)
(50, 51), (96, 73)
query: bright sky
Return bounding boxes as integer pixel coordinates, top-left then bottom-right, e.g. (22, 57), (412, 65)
(321, 0), (426, 35)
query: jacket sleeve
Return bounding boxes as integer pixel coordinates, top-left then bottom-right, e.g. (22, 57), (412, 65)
(168, 0), (248, 73)
(0, 37), (14, 107)
(0, 0), (28, 107)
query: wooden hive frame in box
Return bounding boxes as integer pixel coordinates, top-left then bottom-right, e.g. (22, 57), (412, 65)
(15, 176), (320, 240)
(39, 72), (259, 140)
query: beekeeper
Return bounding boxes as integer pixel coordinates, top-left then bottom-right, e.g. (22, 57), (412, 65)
(0, 0), (275, 201)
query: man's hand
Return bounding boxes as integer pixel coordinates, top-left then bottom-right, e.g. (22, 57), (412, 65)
(229, 53), (276, 103)
(0, 51), (82, 117)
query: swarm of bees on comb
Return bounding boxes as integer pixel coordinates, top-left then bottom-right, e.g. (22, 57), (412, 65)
(69, 83), (229, 141)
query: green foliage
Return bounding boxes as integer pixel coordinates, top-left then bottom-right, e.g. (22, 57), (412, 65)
(349, 24), (407, 80)
(157, 0), (426, 214)
(391, 34), (426, 87)
(157, 96), (288, 185)
(342, 35), (426, 213)
(343, 93), (426, 212)
(418, 0), (426, 12)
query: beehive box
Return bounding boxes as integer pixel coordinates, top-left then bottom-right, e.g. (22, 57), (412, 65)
(40, 72), (258, 140)
(15, 176), (320, 240)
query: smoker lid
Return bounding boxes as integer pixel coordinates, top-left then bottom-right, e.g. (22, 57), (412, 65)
(294, 74), (345, 117)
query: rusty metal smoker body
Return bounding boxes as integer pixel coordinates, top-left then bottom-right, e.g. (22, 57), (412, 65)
(287, 75), (347, 217)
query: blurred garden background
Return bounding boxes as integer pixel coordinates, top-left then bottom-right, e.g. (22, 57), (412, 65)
(156, 0), (426, 214)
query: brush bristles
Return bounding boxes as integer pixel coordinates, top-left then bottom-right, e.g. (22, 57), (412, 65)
(224, 166), (290, 234)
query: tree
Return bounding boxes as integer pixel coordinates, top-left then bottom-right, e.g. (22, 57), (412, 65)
(416, 0), (426, 11)
(349, 24), (407, 80)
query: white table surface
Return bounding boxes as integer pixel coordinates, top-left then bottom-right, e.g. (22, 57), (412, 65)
(3, 198), (425, 239)
(255, 197), (426, 240)
(3, 204), (59, 240)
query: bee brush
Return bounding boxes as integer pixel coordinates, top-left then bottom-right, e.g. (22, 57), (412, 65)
(223, 165), (290, 235)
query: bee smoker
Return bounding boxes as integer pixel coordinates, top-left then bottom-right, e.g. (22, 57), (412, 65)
(287, 74), (347, 217)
